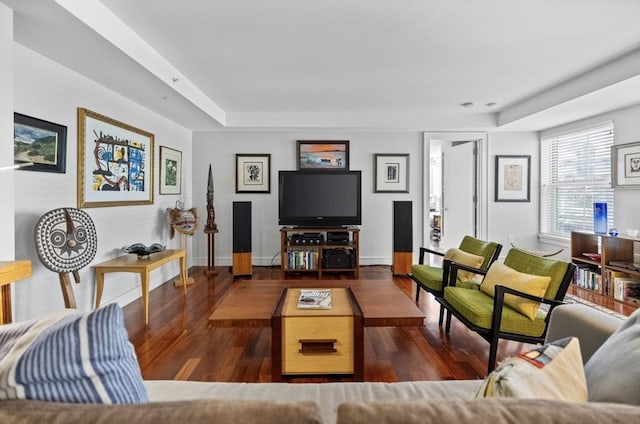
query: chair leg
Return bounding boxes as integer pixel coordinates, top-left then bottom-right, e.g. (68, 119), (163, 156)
(487, 333), (500, 374)
(438, 304), (445, 326)
(445, 311), (452, 334)
(415, 284), (420, 302)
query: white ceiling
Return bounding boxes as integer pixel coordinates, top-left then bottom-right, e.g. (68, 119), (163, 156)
(4, 0), (640, 132)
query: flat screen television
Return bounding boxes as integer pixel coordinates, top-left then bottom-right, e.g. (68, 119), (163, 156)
(278, 170), (361, 227)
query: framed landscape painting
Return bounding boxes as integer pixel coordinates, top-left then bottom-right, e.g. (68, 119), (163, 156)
(236, 153), (271, 193)
(159, 146), (182, 195)
(77, 108), (154, 208)
(297, 140), (349, 171)
(14, 112), (67, 173)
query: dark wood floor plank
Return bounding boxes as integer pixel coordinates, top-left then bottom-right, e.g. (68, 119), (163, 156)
(124, 265), (631, 383)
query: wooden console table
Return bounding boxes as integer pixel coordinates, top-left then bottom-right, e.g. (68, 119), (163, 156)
(94, 249), (188, 325)
(0, 260), (32, 324)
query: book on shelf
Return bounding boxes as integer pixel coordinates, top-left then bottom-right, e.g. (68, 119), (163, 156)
(613, 277), (640, 302)
(573, 263), (601, 292)
(297, 289), (332, 309)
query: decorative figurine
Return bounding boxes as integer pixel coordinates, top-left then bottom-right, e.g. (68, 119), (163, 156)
(205, 164), (217, 232)
(166, 200), (198, 238)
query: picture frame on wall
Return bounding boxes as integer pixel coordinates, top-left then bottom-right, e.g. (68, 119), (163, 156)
(611, 141), (640, 188)
(159, 146), (182, 195)
(374, 153), (409, 193)
(77, 108), (154, 208)
(495, 155), (530, 202)
(14, 112), (67, 173)
(297, 140), (349, 171)
(236, 153), (271, 193)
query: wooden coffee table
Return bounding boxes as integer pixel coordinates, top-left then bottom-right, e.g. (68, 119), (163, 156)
(208, 280), (424, 328)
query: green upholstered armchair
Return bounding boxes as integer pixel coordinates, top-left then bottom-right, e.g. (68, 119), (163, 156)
(409, 236), (502, 324)
(439, 248), (575, 374)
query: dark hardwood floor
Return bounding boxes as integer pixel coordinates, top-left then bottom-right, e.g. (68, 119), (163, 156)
(123, 265), (633, 383)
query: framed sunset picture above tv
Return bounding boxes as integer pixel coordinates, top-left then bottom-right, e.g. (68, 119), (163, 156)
(296, 140), (349, 171)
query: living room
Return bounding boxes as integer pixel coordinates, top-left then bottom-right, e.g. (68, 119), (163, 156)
(2, 1), (640, 421)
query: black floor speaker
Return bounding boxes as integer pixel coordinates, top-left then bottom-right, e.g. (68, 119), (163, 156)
(393, 200), (413, 275)
(232, 201), (252, 276)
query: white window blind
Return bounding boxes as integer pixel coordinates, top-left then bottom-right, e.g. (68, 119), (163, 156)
(540, 122), (614, 238)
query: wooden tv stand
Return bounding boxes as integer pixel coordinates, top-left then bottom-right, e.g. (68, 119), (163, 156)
(280, 227), (359, 278)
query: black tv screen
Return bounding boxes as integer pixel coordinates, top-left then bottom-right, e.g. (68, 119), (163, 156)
(278, 170), (362, 227)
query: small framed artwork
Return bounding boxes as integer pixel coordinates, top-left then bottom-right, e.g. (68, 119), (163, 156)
(495, 155), (530, 202)
(159, 146), (182, 195)
(374, 153), (409, 193)
(612, 141), (640, 188)
(236, 154), (271, 193)
(297, 140), (349, 171)
(77, 108), (154, 208)
(14, 112), (67, 173)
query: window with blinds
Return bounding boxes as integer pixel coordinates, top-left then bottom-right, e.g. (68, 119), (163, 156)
(540, 122), (614, 238)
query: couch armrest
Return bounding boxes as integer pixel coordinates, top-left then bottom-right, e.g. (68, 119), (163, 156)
(544, 303), (623, 363)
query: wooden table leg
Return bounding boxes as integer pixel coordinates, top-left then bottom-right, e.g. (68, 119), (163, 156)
(95, 271), (104, 309)
(179, 253), (187, 295)
(142, 270), (150, 325)
(0, 285), (6, 324)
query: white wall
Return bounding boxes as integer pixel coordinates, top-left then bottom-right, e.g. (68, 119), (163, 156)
(541, 105), (640, 235)
(12, 44), (193, 321)
(191, 131), (423, 267)
(486, 132), (540, 254)
(0, 4), (14, 261)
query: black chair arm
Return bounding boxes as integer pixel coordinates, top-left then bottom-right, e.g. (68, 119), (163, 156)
(418, 246), (445, 264)
(445, 260), (488, 287)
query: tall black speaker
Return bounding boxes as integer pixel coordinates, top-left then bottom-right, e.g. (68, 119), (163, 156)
(393, 200), (413, 275)
(232, 201), (252, 276)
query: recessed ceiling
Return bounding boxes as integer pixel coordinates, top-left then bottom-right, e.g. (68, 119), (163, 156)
(3, 0), (640, 131)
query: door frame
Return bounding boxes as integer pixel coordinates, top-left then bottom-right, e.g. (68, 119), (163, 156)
(422, 132), (488, 247)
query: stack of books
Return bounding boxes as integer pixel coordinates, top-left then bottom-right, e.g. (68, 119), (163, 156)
(297, 289), (332, 309)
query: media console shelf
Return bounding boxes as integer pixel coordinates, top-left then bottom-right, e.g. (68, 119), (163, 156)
(570, 230), (640, 306)
(280, 227), (359, 278)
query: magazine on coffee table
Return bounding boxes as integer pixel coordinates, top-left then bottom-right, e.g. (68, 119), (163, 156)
(297, 289), (332, 309)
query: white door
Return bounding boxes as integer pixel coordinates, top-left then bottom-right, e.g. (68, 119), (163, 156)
(439, 140), (476, 249)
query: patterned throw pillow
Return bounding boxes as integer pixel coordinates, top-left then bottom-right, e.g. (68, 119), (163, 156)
(0, 303), (147, 404)
(479, 262), (551, 320)
(475, 337), (587, 402)
(444, 248), (484, 283)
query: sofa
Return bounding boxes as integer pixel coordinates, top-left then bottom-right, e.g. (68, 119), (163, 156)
(1, 303), (639, 423)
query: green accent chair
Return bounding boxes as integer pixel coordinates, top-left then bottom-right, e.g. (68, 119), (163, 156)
(409, 236), (502, 325)
(438, 248), (575, 374)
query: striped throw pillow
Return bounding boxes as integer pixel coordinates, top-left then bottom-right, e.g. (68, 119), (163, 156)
(0, 303), (147, 404)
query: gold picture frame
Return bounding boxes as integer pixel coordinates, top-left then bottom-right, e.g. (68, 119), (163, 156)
(77, 108), (154, 208)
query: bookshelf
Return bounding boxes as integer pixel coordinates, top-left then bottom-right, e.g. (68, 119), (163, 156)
(280, 227), (359, 278)
(570, 231), (640, 306)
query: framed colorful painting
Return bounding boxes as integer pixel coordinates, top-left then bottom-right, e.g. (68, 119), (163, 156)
(77, 108), (154, 208)
(296, 140), (349, 171)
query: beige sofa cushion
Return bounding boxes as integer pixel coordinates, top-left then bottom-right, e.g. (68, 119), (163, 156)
(336, 398), (640, 424)
(0, 399), (322, 424)
(474, 336), (586, 401)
